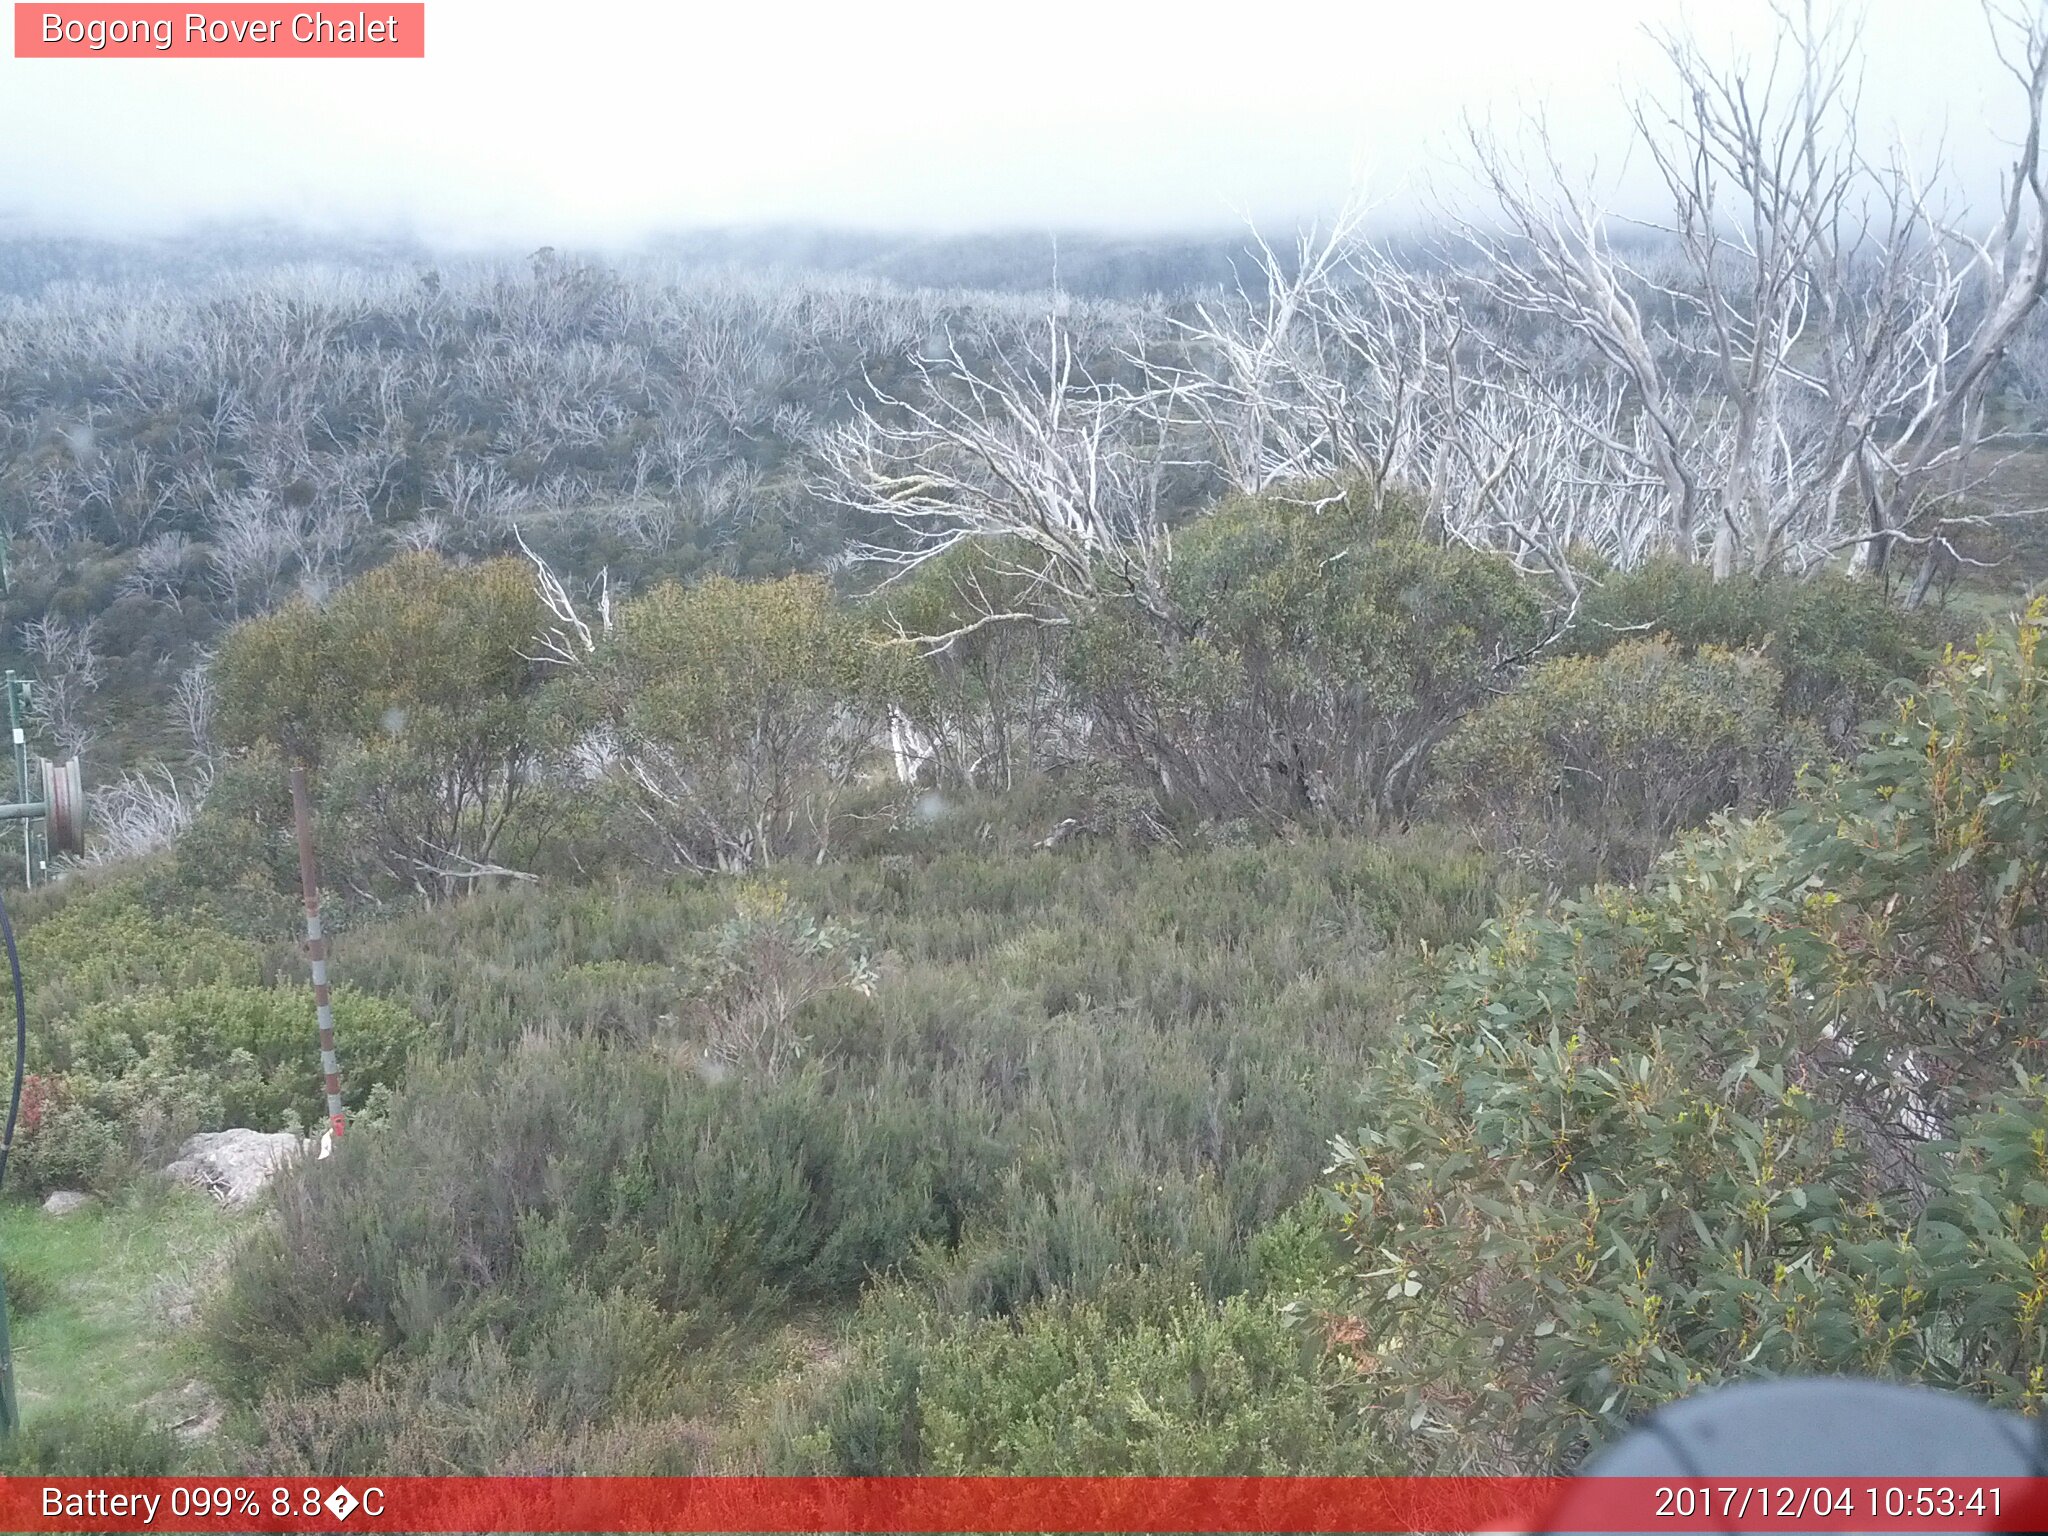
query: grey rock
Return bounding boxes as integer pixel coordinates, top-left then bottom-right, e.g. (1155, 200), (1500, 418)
(162, 1128), (304, 1207)
(40, 1190), (91, 1216)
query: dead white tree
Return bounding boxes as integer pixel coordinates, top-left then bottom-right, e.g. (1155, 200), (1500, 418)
(81, 763), (203, 865)
(1137, 213), (1373, 497)
(1459, 0), (2048, 592)
(205, 495), (296, 617)
(81, 443), (174, 545)
(1427, 355), (1664, 597)
(392, 515), (453, 554)
(19, 615), (102, 758)
(514, 527), (612, 668)
(816, 316), (1173, 646)
(1833, 3), (2048, 600)
(171, 655), (216, 764)
(118, 531), (195, 608)
(1117, 206), (1662, 597)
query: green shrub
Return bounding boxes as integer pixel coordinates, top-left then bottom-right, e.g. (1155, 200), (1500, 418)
(204, 1036), (1003, 1400)
(680, 886), (877, 1075)
(169, 746), (305, 902)
(17, 881), (263, 1024)
(211, 554), (568, 900)
(0, 1407), (181, 1475)
(1069, 481), (1546, 824)
(1, 1257), (56, 1321)
(1570, 562), (1934, 737)
(1325, 606), (2048, 1473)
(12, 1063), (209, 1193)
(871, 541), (1074, 793)
(7, 984), (427, 1193)
(61, 982), (428, 1132)
(229, 1291), (718, 1475)
(1777, 600), (2048, 1117)
(205, 825), (1505, 1454)
(1433, 639), (1820, 879)
(594, 574), (895, 872)
(781, 1256), (1377, 1475)
(7, 882), (431, 1191)
(1327, 819), (1883, 1471)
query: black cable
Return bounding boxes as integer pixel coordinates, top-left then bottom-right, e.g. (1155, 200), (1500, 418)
(0, 885), (28, 1194)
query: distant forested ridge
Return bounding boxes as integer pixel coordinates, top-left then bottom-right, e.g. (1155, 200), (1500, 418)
(11, 1), (2048, 795)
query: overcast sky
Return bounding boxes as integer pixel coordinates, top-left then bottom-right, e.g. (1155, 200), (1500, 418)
(0, 0), (2024, 248)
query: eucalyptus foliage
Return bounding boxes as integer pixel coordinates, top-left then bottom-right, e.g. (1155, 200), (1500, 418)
(1327, 605), (2048, 1470)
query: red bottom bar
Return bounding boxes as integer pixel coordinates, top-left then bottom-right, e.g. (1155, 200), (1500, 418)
(7, 1476), (2048, 1533)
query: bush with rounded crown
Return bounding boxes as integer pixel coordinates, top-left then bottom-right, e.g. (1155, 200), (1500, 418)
(1068, 481), (1546, 825)
(1432, 638), (1820, 879)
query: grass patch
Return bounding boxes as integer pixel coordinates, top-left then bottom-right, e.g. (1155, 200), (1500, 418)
(0, 1185), (249, 1435)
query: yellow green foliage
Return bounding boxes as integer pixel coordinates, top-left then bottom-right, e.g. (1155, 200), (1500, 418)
(211, 553), (561, 895)
(8, 882), (428, 1193)
(597, 575), (894, 870)
(1435, 638), (1819, 877)
(1070, 482), (1547, 823)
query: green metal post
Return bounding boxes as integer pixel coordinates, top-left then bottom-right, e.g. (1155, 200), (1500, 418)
(0, 1266), (19, 1435)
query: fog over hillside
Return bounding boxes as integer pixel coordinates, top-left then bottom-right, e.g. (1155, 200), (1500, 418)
(0, 223), (1276, 300)
(0, 1), (2025, 244)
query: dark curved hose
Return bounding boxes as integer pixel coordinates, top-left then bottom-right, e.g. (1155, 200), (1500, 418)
(0, 886), (27, 1194)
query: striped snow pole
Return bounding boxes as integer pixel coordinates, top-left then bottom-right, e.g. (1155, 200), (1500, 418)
(289, 763), (345, 1142)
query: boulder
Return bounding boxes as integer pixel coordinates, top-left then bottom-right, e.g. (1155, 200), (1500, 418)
(162, 1129), (304, 1207)
(40, 1190), (91, 1216)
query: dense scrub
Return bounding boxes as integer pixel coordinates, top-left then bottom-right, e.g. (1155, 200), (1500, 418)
(1329, 606), (2048, 1470)
(1069, 486), (1548, 823)
(1566, 562), (1940, 738)
(7, 881), (421, 1193)
(1434, 640), (1819, 880)
(778, 1214), (1371, 1475)
(189, 486), (1929, 905)
(190, 828), (1499, 1470)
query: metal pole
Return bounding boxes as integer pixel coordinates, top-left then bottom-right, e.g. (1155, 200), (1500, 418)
(0, 1279), (19, 1436)
(0, 880), (30, 1436)
(289, 764), (346, 1143)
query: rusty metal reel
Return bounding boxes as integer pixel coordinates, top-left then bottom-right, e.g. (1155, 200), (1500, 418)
(37, 756), (83, 857)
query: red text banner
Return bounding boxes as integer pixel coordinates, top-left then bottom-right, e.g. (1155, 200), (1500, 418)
(7, 1476), (2048, 1533)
